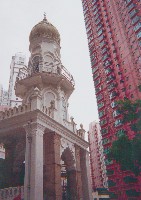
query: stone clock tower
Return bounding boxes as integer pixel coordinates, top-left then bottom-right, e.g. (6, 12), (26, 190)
(0, 15), (92, 200)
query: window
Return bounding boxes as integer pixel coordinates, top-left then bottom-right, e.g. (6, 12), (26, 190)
(132, 16), (140, 25)
(98, 101), (104, 109)
(102, 137), (110, 145)
(129, 9), (138, 18)
(114, 119), (122, 127)
(113, 110), (120, 117)
(137, 31), (141, 39)
(100, 118), (107, 126)
(101, 128), (108, 135)
(116, 129), (125, 137)
(99, 110), (105, 118)
(111, 101), (117, 108)
(97, 93), (103, 101)
(134, 22), (141, 32)
(104, 60), (112, 67)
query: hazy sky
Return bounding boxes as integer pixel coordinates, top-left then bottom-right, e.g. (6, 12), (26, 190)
(0, 0), (99, 130)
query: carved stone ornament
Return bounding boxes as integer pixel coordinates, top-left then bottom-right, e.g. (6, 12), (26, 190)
(23, 121), (45, 137)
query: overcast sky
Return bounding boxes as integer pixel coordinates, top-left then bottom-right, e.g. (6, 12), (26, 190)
(0, 0), (99, 130)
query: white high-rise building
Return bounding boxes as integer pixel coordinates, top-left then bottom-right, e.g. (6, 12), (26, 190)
(0, 84), (3, 105)
(8, 52), (27, 107)
(0, 84), (9, 111)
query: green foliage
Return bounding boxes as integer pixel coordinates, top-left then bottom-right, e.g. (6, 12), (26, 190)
(117, 99), (141, 133)
(108, 134), (141, 176)
(126, 189), (140, 197)
(108, 96), (141, 176)
(123, 176), (137, 183)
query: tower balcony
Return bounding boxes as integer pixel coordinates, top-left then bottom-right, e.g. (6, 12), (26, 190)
(15, 65), (75, 99)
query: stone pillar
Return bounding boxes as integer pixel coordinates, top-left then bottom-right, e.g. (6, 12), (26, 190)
(12, 138), (25, 186)
(75, 145), (83, 200)
(4, 138), (16, 187)
(30, 87), (42, 111)
(44, 132), (62, 200)
(24, 122), (45, 200)
(80, 149), (93, 200)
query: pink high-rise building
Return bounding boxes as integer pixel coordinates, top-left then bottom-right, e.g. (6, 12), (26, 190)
(89, 121), (108, 190)
(81, 0), (141, 199)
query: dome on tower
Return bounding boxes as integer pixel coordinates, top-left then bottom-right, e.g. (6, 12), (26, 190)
(29, 14), (60, 44)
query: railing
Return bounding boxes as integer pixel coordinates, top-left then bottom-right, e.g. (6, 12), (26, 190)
(61, 65), (75, 86)
(17, 63), (75, 87)
(0, 186), (24, 200)
(0, 104), (31, 121)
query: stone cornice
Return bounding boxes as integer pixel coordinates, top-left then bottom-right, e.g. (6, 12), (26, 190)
(0, 109), (89, 149)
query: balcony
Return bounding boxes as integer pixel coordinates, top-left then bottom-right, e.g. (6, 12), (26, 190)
(125, 0), (132, 5)
(105, 159), (113, 166)
(102, 53), (110, 61)
(94, 78), (101, 86)
(126, 189), (140, 197)
(136, 31), (141, 39)
(132, 15), (140, 25)
(102, 137), (110, 145)
(98, 33), (106, 42)
(129, 9), (138, 18)
(92, 0), (99, 4)
(106, 75), (115, 84)
(104, 60), (112, 68)
(101, 127), (108, 136)
(124, 176), (137, 184)
(93, 72), (100, 80)
(100, 118), (108, 127)
(114, 119), (122, 127)
(127, 3), (135, 12)
(106, 169), (114, 176)
(99, 110), (106, 118)
(96, 23), (103, 31)
(96, 93), (103, 102)
(98, 101), (104, 109)
(113, 110), (120, 118)
(107, 82), (117, 92)
(116, 129), (126, 137)
(92, 66), (98, 73)
(110, 91), (118, 100)
(95, 86), (102, 94)
(134, 22), (141, 32)
(111, 101), (117, 108)
(102, 47), (108, 55)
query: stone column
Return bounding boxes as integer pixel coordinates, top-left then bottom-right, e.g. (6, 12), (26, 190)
(80, 149), (93, 200)
(44, 132), (62, 200)
(24, 122), (45, 200)
(75, 145), (83, 200)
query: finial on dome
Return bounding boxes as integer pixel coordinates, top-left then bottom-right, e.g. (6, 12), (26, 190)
(43, 12), (47, 22)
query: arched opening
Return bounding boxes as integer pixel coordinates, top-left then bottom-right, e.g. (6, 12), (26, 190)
(61, 147), (77, 200)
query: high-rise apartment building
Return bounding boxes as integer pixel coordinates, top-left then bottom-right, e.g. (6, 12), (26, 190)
(89, 121), (108, 190)
(8, 52), (27, 107)
(81, 0), (141, 199)
(0, 84), (9, 111)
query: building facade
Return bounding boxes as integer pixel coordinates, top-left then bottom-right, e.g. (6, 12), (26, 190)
(81, 0), (141, 199)
(88, 121), (108, 191)
(8, 52), (27, 107)
(0, 15), (92, 200)
(89, 121), (108, 191)
(0, 144), (5, 159)
(0, 84), (9, 111)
